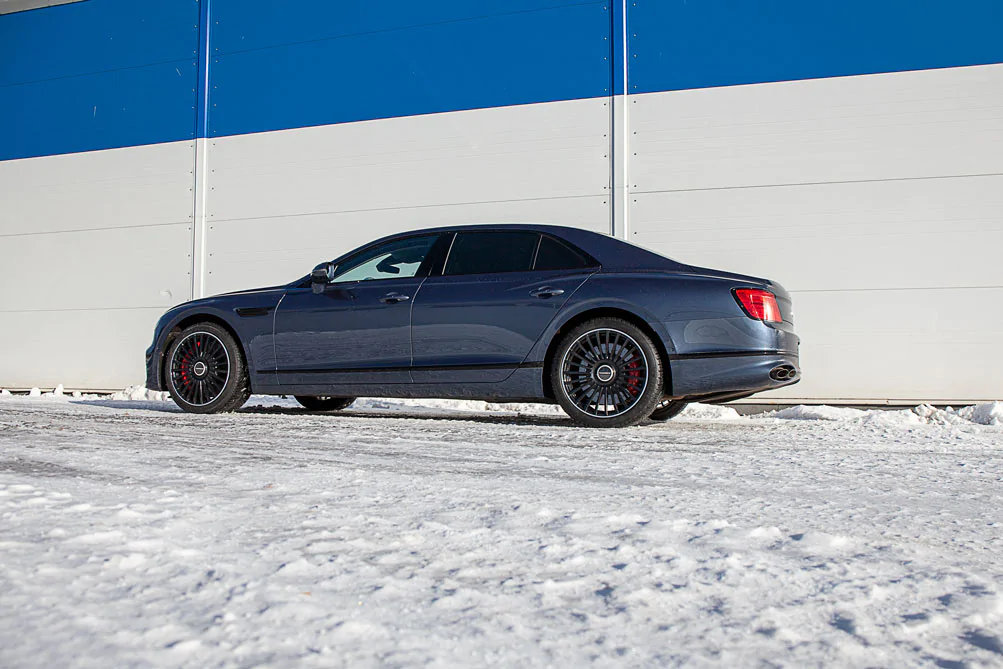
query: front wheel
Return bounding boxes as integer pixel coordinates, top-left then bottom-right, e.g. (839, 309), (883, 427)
(166, 322), (250, 414)
(294, 396), (356, 412)
(551, 317), (664, 428)
(650, 399), (688, 422)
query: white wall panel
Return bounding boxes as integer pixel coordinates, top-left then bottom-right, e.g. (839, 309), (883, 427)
(0, 223), (193, 311)
(207, 98), (611, 222)
(203, 98), (612, 296)
(0, 141), (195, 235)
(770, 288), (1003, 402)
(629, 64), (1003, 193)
(630, 175), (1003, 292)
(0, 142), (195, 390)
(0, 308), (164, 391)
(629, 64), (1003, 402)
(205, 195), (610, 296)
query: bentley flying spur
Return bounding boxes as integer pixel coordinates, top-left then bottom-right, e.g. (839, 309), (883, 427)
(146, 224), (800, 427)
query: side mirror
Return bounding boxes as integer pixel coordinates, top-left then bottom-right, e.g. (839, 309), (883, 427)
(311, 262), (334, 294)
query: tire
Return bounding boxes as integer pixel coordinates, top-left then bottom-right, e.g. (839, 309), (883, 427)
(550, 317), (664, 428)
(165, 322), (250, 414)
(294, 396), (356, 412)
(650, 399), (688, 422)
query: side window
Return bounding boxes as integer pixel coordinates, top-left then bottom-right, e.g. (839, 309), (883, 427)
(444, 231), (539, 276)
(534, 235), (592, 271)
(330, 235), (439, 283)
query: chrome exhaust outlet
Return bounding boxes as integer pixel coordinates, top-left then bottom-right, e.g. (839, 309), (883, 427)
(770, 365), (797, 381)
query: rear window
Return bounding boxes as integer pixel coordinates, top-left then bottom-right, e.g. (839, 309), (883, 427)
(535, 235), (592, 271)
(444, 231), (538, 275)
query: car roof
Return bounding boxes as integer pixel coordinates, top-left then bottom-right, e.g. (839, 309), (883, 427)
(366, 223), (686, 272)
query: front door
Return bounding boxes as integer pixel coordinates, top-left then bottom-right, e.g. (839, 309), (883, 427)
(272, 234), (441, 386)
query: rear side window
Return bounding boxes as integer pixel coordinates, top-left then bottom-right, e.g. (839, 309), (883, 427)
(535, 235), (592, 271)
(444, 231), (538, 276)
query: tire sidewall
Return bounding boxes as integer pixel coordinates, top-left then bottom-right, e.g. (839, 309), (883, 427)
(166, 323), (247, 414)
(650, 399), (688, 422)
(294, 396), (356, 412)
(551, 317), (664, 428)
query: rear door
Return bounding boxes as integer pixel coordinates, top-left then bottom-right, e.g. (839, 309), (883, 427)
(410, 231), (595, 383)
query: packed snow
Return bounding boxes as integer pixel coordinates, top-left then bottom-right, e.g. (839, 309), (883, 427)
(0, 390), (1001, 667)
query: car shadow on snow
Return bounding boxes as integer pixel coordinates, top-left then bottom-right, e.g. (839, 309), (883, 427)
(70, 399), (185, 413)
(69, 399), (668, 429)
(237, 404), (577, 428)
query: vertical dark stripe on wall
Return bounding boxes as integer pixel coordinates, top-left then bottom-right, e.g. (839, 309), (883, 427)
(195, 0), (212, 140)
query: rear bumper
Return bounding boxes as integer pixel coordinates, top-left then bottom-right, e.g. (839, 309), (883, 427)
(668, 351), (800, 399)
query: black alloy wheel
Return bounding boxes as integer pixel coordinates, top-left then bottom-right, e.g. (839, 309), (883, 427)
(650, 399), (688, 422)
(294, 396), (356, 411)
(166, 322), (250, 414)
(551, 317), (664, 428)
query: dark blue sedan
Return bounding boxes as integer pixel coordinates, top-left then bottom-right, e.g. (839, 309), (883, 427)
(146, 224), (800, 427)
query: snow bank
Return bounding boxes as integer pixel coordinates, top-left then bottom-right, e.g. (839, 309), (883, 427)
(107, 385), (171, 402)
(959, 402), (1003, 426)
(762, 402), (1003, 428)
(677, 403), (742, 420)
(0, 384), (999, 429)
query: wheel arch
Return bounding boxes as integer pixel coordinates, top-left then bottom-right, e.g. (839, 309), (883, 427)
(161, 313), (251, 390)
(541, 307), (673, 400)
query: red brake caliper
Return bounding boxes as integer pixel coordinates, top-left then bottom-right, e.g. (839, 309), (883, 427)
(625, 358), (642, 395)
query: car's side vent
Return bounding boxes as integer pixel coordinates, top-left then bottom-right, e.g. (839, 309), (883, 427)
(235, 306), (274, 318)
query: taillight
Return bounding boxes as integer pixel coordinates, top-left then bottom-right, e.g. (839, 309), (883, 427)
(734, 288), (782, 323)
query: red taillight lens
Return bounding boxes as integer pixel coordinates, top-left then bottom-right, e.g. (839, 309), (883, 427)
(734, 289), (782, 323)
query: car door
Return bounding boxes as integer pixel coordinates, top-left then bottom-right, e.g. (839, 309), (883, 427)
(410, 230), (596, 383)
(272, 233), (442, 386)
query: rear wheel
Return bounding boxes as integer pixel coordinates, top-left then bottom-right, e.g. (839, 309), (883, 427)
(650, 399), (688, 422)
(551, 317), (663, 428)
(166, 322), (250, 414)
(294, 396), (356, 412)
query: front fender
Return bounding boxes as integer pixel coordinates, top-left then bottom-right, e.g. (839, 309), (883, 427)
(145, 292), (284, 391)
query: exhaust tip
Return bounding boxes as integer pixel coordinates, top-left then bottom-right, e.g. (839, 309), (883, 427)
(770, 364), (797, 382)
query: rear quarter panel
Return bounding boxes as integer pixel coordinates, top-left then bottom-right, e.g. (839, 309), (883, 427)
(525, 272), (798, 392)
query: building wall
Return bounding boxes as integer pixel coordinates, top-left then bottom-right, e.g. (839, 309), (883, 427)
(0, 0), (199, 389)
(1, 0), (1001, 401)
(625, 1), (1003, 402)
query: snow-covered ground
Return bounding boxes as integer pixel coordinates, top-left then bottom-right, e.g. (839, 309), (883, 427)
(1, 392), (1001, 668)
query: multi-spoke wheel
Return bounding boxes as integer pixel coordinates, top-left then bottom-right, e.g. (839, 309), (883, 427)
(650, 399), (688, 422)
(166, 322), (249, 414)
(551, 317), (663, 428)
(294, 396), (356, 411)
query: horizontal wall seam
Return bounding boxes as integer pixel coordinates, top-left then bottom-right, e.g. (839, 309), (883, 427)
(206, 193), (610, 224)
(0, 55), (197, 90)
(629, 172), (1003, 196)
(0, 220), (193, 239)
(790, 285), (1003, 294)
(0, 306), (171, 314)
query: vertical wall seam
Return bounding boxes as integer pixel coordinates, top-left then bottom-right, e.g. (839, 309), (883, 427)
(620, 0), (630, 241)
(608, 0), (616, 236)
(191, 0), (212, 299)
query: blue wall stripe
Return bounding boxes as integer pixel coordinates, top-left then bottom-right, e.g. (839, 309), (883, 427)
(628, 0), (1003, 94)
(0, 0), (199, 161)
(3, 0), (1002, 161)
(206, 0), (612, 138)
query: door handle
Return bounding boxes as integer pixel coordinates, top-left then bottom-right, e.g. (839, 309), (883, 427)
(380, 292), (410, 304)
(530, 286), (565, 299)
